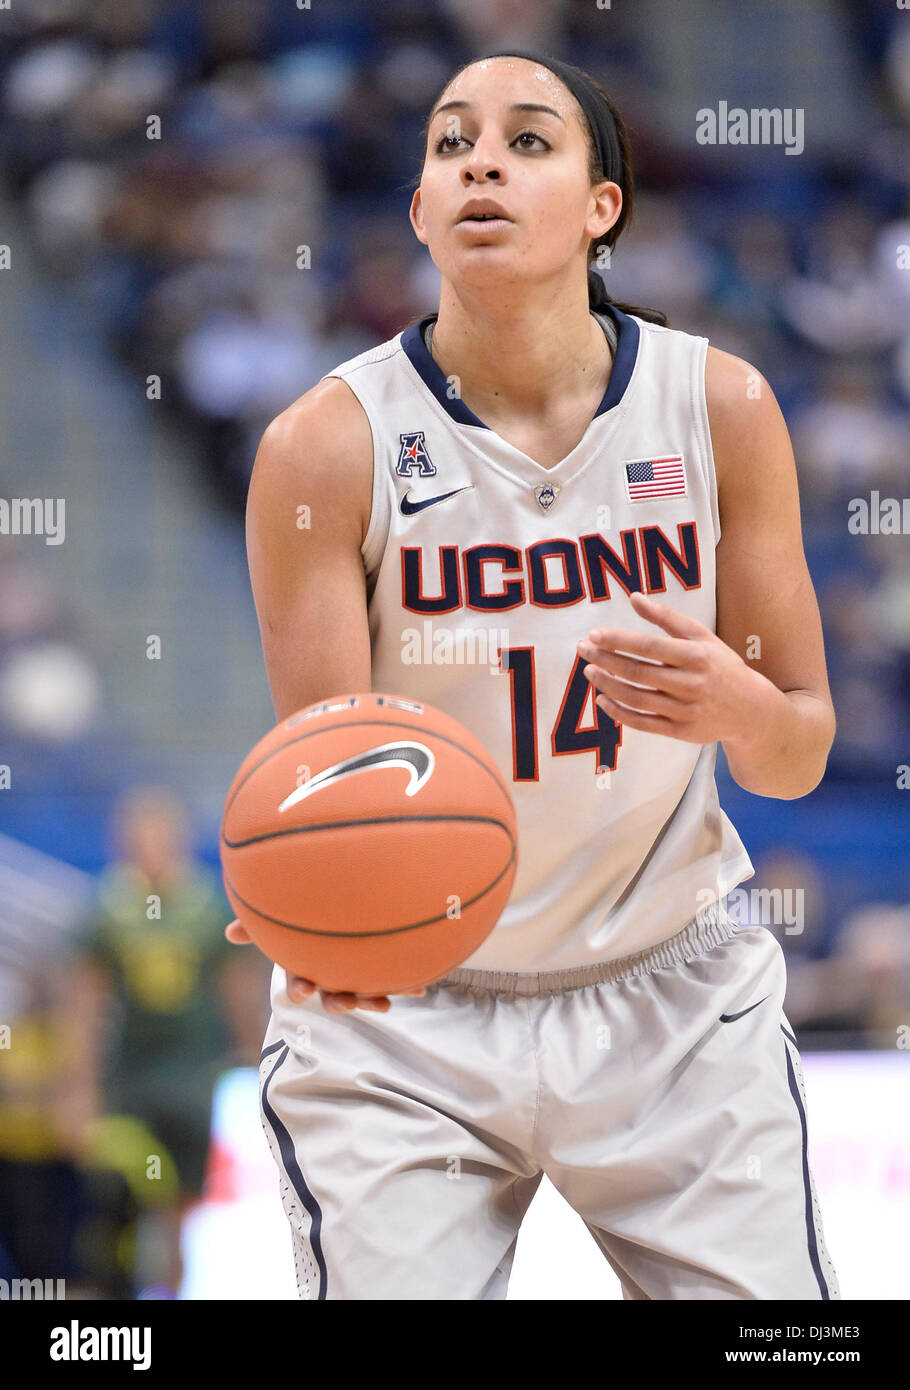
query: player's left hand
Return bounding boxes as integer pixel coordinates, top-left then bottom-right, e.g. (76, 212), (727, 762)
(576, 590), (758, 745)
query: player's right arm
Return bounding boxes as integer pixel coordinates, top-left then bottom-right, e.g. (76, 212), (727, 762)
(245, 376), (373, 720)
(228, 377), (420, 1012)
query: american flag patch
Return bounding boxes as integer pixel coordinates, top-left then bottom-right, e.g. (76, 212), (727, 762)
(624, 454), (687, 502)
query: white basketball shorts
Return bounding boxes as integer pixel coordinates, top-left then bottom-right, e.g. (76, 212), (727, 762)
(258, 906), (840, 1300)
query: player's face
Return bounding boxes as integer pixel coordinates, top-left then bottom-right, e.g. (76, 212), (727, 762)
(411, 57), (620, 303)
(120, 806), (189, 882)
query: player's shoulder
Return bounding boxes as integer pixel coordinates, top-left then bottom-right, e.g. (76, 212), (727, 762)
(257, 374), (371, 471)
(704, 343), (770, 400)
(249, 361), (382, 548)
(703, 344), (783, 436)
(250, 376), (375, 539)
(703, 345), (792, 501)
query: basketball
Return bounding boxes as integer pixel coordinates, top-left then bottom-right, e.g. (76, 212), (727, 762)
(220, 692), (518, 995)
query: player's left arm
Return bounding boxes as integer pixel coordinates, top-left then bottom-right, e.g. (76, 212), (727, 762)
(706, 346), (835, 796)
(577, 346), (835, 799)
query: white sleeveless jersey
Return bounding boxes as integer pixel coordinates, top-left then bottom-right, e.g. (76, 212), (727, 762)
(321, 305), (754, 972)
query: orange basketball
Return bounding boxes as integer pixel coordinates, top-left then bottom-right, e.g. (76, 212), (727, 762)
(220, 691), (518, 995)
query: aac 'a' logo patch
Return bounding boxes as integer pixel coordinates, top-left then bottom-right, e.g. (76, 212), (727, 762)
(396, 431), (436, 477)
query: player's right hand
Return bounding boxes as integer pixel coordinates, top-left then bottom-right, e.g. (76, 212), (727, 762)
(224, 921), (426, 1013)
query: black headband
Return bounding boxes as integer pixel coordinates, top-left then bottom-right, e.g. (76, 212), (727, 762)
(469, 50), (623, 311)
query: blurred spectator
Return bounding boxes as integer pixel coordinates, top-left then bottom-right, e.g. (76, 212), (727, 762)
(0, 539), (104, 744)
(747, 845), (910, 1043)
(70, 784), (270, 1297)
(836, 901), (910, 1038)
(790, 361), (910, 502)
(442, 0), (567, 53)
(816, 527), (910, 778)
(0, 834), (96, 1292)
(780, 203), (907, 353)
(784, 896), (910, 1045)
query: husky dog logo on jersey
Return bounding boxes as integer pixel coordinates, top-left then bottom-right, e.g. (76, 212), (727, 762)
(534, 482), (561, 511)
(396, 431), (436, 476)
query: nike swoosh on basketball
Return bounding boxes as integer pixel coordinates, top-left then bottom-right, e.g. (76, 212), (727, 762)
(277, 743), (435, 812)
(399, 486), (474, 515)
(719, 994), (772, 1023)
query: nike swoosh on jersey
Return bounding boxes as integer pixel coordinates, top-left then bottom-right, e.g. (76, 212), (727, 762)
(399, 486), (474, 515)
(719, 994), (772, 1023)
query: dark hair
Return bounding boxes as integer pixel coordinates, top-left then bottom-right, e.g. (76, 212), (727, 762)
(411, 55), (669, 328)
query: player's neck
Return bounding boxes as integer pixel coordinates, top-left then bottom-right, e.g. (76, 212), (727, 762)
(428, 288), (612, 424)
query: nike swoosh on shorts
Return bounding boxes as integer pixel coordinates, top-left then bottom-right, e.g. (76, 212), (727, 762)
(719, 994), (772, 1023)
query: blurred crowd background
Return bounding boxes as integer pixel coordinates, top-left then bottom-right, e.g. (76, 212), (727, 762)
(0, 0), (908, 1297)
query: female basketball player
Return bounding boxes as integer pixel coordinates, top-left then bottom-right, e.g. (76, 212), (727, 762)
(229, 50), (840, 1300)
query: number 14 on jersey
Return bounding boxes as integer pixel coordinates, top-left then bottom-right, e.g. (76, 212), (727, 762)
(499, 646), (622, 782)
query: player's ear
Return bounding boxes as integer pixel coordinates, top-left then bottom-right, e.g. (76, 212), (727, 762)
(409, 187), (429, 247)
(587, 178), (622, 244)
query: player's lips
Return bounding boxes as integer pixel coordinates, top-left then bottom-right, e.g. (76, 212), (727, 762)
(456, 199), (513, 227)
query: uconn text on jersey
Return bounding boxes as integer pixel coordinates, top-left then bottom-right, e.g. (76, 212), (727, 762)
(401, 521), (701, 613)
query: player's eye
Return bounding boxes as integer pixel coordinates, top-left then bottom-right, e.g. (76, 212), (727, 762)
(432, 129), (552, 153)
(434, 131), (467, 152)
(513, 129), (550, 150)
